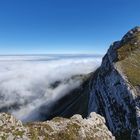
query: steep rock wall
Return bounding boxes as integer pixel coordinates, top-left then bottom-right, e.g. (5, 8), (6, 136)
(88, 27), (140, 140)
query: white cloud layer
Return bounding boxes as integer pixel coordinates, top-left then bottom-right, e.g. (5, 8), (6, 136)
(0, 55), (102, 122)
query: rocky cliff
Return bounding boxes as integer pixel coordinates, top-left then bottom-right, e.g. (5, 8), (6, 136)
(0, 112), (114, 140)
(88, 26), (140, 140)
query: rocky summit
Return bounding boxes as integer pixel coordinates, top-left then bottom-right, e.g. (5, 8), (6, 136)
(0, 112), (114, 140)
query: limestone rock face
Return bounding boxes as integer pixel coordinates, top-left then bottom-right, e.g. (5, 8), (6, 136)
(0, 113), (29, 140)
(88, 26), (140, 140)
(0, 112), (114, 140)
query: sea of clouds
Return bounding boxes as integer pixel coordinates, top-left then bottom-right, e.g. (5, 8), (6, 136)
(0, 55), (102, 122)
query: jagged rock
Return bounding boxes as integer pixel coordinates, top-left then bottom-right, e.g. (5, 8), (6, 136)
(0, 113), (29, 140)
(0, 112), (115, 140)
(26, 112), (115, 140)
(88, 26), (140, 140)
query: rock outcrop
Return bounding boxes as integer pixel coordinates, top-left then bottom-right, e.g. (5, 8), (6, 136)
(88, 26), (140, 140)
(0, 112), (115, 140)
(0, 113), (29, 140)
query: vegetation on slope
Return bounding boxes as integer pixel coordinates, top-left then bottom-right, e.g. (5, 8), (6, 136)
(117, 27), (140, 87)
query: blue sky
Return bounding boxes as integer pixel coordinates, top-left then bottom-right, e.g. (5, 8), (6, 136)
(0, 0), (140, 54)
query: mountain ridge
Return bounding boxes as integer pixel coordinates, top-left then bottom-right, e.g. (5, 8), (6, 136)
(88, 26), (140, 140)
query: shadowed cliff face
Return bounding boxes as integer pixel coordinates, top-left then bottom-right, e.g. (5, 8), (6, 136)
(88, 27), (140, 140)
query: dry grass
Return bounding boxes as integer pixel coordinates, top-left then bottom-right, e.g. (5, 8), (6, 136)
(117, 32), (140, 86)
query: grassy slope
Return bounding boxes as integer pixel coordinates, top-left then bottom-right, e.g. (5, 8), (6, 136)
(117, 32), (140, 87)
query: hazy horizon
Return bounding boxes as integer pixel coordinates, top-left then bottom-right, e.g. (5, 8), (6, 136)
(0, 53), (104, 56)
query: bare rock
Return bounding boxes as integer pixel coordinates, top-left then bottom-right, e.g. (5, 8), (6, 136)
(0, 113), (30, 140)
(0, 112), (115, 140)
